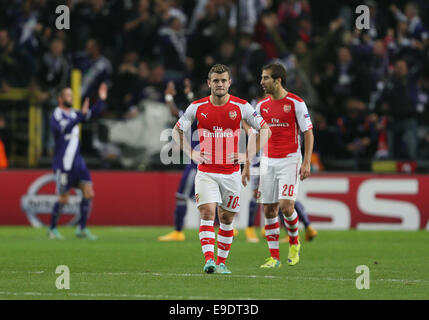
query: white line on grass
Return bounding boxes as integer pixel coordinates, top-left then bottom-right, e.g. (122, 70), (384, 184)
(1, 270), (429, 285)
(0, 271), (45, 274)
(72, 271), (429, 284)
(0, 291), (219, 299)
(0, 291), (260, 300)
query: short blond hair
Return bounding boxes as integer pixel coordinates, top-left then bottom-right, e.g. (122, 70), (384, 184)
(208, 64), (231, 80)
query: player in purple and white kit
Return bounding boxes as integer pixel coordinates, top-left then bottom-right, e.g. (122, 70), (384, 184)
(48, 83), (107, 240)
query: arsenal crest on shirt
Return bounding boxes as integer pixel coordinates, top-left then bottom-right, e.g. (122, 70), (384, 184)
(283, 104), (291, 113)
(229, 110), (237, 120)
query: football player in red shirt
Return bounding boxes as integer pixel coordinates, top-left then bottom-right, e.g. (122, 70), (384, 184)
(243, 63), (314, 267)
(172, 64), (271, 274)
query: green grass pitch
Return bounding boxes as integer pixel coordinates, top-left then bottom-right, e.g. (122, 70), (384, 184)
(0, 226), (428, 300)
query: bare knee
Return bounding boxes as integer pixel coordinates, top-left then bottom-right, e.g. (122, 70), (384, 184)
(198, 204), (216, 221)
(264, 204), (279, 219)
(85, 192), (94, 201)
(81, 184), (94, 200)
(280, 201), (295, 217)
(218, 208), (235, 225)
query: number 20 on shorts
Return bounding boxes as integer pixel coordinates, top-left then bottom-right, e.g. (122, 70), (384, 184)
(227, 196), (239, 209)
(282, 184), (295, 197)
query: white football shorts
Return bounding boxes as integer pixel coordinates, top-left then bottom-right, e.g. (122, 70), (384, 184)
(257, 156), (302, 203)
(195, 170), (242, 213)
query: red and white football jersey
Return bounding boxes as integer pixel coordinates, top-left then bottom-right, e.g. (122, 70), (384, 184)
(256, 92), (313, 158)
(176, 95), (266, 174)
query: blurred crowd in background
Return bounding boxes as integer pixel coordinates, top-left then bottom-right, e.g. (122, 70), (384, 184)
(0, 0), (429, 171)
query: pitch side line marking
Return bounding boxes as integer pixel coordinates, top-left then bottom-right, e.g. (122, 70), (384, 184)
(56, 271), (429, 284)
(1, 271), (429, 284)
(0, 291), (258, 300)
(0, 291), (221, 299)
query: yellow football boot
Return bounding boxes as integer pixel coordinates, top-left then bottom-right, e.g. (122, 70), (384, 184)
(158, 230), (185, 241)
(287, 242), (301, 266)
(305, 225), (318, 241)
(260, 257), (282, 268)
(245, 227), (259, 243)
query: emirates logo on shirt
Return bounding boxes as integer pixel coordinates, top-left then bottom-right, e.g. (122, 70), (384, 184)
(283, 104), (291, 113)
(229, 110), (237, 120)
(195, 193), (199, 203)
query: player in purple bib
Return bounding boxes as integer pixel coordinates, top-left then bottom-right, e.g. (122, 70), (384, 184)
(48, 83), (107, 240)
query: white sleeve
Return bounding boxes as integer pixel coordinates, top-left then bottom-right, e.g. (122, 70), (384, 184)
(295, 100), (313, 132)
(176, 103), (197, 132)
(240, 102), (266, 131)
(255, 101), (261, 115)
(248, 101), (263, 134)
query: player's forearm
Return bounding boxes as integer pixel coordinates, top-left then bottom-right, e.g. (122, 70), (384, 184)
(246, 126), (271, 164)
(257, 126), (272, 155)
(246, 129), (258, 165)
(302, 130), (314, 165)
(172, 127), (192, 158)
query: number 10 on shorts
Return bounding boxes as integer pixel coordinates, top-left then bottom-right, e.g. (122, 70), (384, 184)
(226, 196), (239, 209)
